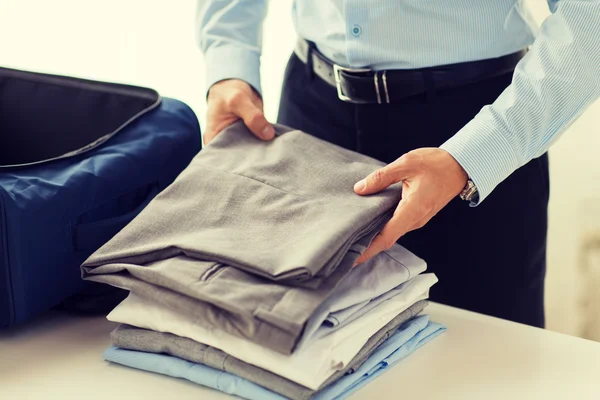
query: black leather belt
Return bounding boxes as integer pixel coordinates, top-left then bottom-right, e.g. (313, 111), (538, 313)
(294, 38), (526, 104)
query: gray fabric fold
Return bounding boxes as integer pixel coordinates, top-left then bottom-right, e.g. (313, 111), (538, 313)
(81, 122), (402, 354)
(111, 300), (428, 400)
(83, 122), (400, 283)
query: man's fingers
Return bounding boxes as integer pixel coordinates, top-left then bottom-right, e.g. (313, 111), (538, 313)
(203, 129), (217, 146)
(354, 233), (388, 265)
(354, 159), (409, 195)
(203, 114), (237, 146)
(244, 111), (275, 141)
(354, 197), (425, 265)
(230, 95), (274, 140)
(206, 79), (274, 142)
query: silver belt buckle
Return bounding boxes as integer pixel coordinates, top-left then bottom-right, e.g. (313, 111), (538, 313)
(333, 64), (371, 104)
(333, 64), (391, 104)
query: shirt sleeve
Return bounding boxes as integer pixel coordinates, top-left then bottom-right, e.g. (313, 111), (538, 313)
(196, 0), (268, 95)
(440, 0), (600, 205)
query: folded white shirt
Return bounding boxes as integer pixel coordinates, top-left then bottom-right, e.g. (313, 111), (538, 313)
(311, 278), (419, 343)
(107, 273), (437, 390)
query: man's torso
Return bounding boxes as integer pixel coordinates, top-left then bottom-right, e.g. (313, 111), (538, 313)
(291, 0), (542, 69)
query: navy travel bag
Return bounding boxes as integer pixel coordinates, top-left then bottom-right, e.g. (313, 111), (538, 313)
(0, 67), (201, 328)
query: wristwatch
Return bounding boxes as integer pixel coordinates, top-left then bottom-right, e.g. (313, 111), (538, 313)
(459, 178), (479, 203)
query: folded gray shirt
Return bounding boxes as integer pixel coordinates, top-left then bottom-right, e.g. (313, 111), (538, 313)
(82, 122), (402, 354)
(110, 300), (428, 400)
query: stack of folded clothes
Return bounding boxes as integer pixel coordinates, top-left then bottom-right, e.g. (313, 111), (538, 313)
(82, 122), (446, 400)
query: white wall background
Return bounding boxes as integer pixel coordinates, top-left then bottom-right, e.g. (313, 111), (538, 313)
(1, 0), (599, 337)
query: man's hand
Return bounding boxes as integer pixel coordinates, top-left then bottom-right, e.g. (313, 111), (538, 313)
(204, 79), (275, 145)
(354, 148), (468, 265)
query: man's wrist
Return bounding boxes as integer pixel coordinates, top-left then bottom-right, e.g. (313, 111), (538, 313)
(204, 45), (262, 98)
(440, 114), (521, 206)
(208, 79), (261, 101)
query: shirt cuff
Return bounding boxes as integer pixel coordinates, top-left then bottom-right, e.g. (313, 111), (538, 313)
(203, 44), (262, 97)
(440, 108), (522, 206)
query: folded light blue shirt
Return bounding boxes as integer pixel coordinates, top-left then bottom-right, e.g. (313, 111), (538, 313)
(104, 315), (446, 400)
(297, 245), (427, 349)
(314, 316), (446, 400)
(313, 280), (421, 343)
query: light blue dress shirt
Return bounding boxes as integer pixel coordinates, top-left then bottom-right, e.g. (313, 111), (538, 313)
(196, 0), (600, 204)
(297, 244), (427, 349)
(314, 316), (446, 400)
(103, 315), (446, 400)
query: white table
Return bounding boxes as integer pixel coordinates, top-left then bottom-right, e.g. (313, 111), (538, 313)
(1, 303), (600, 400)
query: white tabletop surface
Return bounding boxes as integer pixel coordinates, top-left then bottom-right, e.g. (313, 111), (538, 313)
(1, 303), (600, 400)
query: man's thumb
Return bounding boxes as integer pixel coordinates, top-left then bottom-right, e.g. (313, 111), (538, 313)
(354, 166), (402, 195)
(234, 97), (274, 141)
